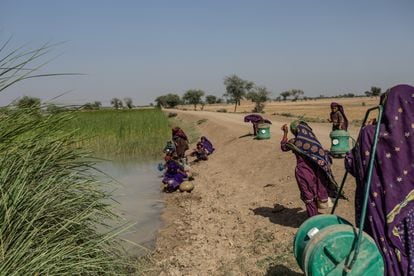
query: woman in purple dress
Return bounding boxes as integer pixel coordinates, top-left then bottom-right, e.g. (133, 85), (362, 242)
(200, 136), (214, 154)
(345, 84), (414, 275)
(162, 155), (187, 192)
(281, 120), (339, 217)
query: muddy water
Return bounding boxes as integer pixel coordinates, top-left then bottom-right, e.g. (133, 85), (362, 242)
(97, 161), (164, 256)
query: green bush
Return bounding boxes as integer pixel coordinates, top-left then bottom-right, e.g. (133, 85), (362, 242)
(0, 109), (129, 275)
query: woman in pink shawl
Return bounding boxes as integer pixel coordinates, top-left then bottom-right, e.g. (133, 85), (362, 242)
(345, 84), (414, 275)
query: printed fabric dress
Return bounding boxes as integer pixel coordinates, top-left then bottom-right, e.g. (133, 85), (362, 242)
(345, 84), (414, 275)
(162, 160), (187, 192)
(281, 121), (340, 217)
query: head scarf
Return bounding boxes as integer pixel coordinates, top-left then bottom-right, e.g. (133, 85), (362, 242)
(289, 119), (301, 135)
(172, 127), (188, 141)
(244, 114), (262, 123)
(287, 120), (339, 193)
(330, 102), (349, 130)
(244, 114), (272, 125)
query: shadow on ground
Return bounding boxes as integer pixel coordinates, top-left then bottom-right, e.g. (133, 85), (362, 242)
(265, 264), (303, 276)
(238, 133), (254, 139)
(251, 204), (307, 228)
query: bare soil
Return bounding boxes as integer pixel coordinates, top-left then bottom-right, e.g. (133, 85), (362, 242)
(146, 109), (360, 276)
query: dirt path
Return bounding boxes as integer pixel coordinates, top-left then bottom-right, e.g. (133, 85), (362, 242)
(149, 110), (358, 276)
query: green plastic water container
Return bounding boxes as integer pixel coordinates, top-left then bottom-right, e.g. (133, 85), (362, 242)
(329, 130), (351, 157)
(294, 214), (352, 270)
(294, 215), (384, 275)
(256, 123), (271, 139)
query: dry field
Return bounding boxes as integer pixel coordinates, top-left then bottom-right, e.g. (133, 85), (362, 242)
(179, 96), (380, 124)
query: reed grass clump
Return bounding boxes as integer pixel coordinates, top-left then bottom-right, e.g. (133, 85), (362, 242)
(65, 108), (170, 160)
(0, 108), (128, 275)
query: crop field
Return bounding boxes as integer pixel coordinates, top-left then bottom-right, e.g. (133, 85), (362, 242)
(65, 108), (171, 160)
(191, 97), (379, 124)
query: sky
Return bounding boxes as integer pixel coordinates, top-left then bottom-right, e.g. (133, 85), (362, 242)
(0, 0), (413, 106)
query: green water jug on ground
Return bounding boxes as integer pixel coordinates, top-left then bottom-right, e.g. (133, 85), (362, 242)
(294, 214), (352, 270)
(329, 130), (351, 157)
(256, 123), (271, 139)
(294, 215), (384, 275)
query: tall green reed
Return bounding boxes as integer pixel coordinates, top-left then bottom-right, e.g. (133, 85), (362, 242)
(0, 109), (129, 274)
(65, 108), (171, 160)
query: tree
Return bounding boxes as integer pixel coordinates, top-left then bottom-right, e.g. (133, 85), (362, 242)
(110, 98), (123, 109)
(182, 89), (205, 110)
(46, 103), (65, 114)
(15, 96), (41, 111)
(82, 103), (94, 110)
(290, 89), (304, 101)
(223, 74), (254, 112)
(82, 101), (101, 110)
(124, 97), (133, 109)
(155, 93), (181, 108)
(93, 101), (102, 109)
(370, 86), (382, 97)
(280, 91), (291, 101)
(246, 86), (270, 113)
(205, 95), (218, 105)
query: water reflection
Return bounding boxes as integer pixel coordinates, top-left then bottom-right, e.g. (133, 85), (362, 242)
(96, 161), (163, 256)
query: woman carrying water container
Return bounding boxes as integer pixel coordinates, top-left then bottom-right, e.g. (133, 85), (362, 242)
(345, 84), (414, 275)
(329, 102), (348, 131)
(280, 120), (339, 217)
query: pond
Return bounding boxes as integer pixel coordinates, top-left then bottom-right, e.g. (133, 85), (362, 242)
(97, 160), (164, 256)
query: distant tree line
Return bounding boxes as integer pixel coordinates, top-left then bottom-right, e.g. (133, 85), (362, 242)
(154, 74), (272, 113)
(7, 84), (383, 115)
(155, 91), (224, 110)
(5, 95), (137, 113)
(153, 74), (385, 113)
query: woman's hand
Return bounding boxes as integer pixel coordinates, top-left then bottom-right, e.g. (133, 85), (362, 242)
(281, 124), (288, 132)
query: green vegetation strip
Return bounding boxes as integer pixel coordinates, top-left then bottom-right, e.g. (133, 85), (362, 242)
(66, 108), (171, 160)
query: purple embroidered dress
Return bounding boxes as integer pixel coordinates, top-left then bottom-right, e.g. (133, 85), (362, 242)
(281, 121), (339, 217)
(162, 160), (187, 192)
(201, 136), (215, 154)
(345, 84), (414, 275)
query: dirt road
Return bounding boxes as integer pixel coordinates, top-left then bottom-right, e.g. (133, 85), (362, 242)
(149, 110), (358, 275)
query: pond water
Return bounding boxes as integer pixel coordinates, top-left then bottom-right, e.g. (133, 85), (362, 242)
(97, 161), (164, 256)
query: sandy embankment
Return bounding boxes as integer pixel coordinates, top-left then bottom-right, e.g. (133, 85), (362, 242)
(149, 110), (358, 276)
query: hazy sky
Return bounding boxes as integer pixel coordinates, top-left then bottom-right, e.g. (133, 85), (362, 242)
(1, 0), (413, 106)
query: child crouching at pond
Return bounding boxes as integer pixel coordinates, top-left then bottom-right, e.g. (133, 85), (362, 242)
(190, 142), (209, 161)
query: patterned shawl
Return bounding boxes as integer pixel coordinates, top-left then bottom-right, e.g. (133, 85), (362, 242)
(287, 120), (338, 191)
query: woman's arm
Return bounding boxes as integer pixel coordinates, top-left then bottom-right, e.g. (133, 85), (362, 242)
(280, 124), (291, 152)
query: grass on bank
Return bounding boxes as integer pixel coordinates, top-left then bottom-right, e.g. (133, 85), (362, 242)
(0, 108), (130, 275)
(65, 108), (171, 160)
